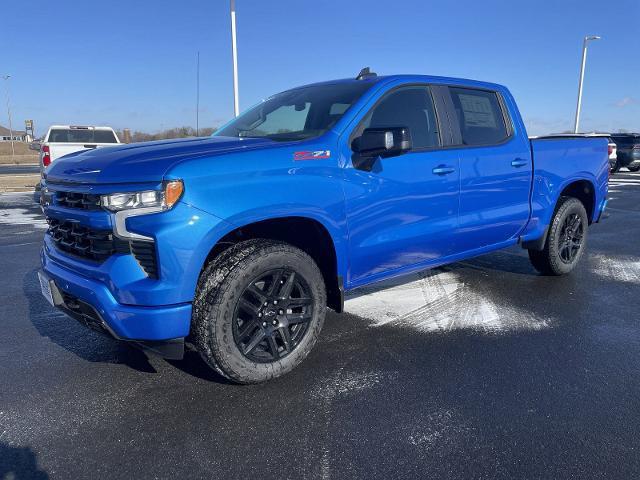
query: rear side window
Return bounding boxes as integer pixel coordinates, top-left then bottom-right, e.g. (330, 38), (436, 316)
(47, 129), (118, 143)
(356, 85), (440, 149)
(449, 87), (510, 146)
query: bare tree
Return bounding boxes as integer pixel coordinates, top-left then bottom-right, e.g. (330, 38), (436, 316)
(119, 126), (217, 143)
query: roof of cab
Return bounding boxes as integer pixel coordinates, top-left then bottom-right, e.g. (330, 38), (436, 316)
(289, 74), (507, 92)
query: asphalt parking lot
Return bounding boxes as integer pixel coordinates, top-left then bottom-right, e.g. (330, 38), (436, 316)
(0, 165), (39, 175)
(1, 173), (639, 480)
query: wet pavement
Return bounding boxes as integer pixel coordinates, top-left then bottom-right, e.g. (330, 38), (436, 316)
(1, 173), (639, 479)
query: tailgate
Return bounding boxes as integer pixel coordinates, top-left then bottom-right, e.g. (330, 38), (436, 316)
(50, 143), (110, 162)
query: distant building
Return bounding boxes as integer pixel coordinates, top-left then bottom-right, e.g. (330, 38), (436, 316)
(0, 125), (29, 142)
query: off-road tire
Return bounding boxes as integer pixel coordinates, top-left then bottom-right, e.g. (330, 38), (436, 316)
(192, 239), (326, 384)
(528, 196), (589, 276)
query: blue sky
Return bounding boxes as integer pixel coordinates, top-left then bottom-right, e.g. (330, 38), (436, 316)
(2, 0), (639, 136)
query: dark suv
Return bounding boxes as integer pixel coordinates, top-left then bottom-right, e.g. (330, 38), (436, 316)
(611, 133), (640, 172)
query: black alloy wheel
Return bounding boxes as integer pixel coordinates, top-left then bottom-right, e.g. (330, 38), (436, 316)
(557, 213), (584, 264)
(528, 196), (589, 276)
(233, 268), (313, 363)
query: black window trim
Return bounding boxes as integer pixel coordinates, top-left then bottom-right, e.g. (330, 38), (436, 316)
(444, 85), (515, 149)
(348, 83), (450, 154)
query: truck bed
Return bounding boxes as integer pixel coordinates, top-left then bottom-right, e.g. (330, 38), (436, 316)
(521, 136), (609, 243)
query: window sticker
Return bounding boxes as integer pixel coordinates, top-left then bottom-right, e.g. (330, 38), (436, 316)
(458, 94), (497, 128)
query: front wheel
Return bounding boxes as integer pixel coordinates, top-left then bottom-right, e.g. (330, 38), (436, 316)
(528, 196), (589, 276)
(192, 239), (326, 384)
(627, 165), (640, 172)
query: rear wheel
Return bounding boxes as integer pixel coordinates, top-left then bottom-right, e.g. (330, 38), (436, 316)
(528, 196), (588, 276)
(192, 239), (326, 384)
(610, 161), (620, 173)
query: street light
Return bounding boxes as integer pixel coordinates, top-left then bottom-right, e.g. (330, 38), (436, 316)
(196, 51), (200, 136)
(230, 0), (240, 117)
(2, 74), (15, 161)
(573, 35), (601, 133)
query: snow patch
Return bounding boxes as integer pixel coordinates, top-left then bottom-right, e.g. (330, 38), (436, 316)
(591, 254), (640, 284)
(312, 370), (386, 401)
(345, 268), (550, 333)
(406, 408), (471, 454)
(0, 208), (47, 229)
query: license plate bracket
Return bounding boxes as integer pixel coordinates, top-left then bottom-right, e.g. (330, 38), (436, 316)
(38, 271), (56, 307)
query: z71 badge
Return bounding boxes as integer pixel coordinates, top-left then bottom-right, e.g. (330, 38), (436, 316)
(293, 150), (331, 161)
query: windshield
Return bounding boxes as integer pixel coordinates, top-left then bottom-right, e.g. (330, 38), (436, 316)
(215, 82), (373, 141)
(48, 129), (118, 143)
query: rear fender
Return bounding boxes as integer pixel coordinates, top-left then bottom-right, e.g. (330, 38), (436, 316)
(520, 173), (600, 247)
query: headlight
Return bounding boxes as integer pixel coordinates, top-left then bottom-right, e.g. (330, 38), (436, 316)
(101, 180), (184, 212)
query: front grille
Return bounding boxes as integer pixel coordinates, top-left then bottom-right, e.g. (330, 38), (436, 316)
(46, 217), (158, 278)
(56, 191), (102, 210)
(47, 218), (130, 262)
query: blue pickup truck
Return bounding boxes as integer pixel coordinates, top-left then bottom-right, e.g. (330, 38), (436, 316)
(39, 70), (608, 383)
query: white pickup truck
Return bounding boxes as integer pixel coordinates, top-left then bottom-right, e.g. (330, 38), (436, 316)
(40, 125), (120, 172)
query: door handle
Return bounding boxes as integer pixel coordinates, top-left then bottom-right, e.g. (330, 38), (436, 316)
(511, 158), (528, 168)
(432, 166), (456, 175)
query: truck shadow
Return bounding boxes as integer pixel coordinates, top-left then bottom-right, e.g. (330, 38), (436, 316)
(0, 442), (49, 480)
(23, 268), (156, 373)
(166, 350), (235, 384)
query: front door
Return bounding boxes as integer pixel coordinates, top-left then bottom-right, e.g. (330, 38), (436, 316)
(341, 84), (460, 286)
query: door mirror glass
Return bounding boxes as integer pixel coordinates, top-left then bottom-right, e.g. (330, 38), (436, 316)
(352, 127), (413, 158)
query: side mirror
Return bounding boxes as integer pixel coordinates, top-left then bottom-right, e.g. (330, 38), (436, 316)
(351, 127), (412, 159)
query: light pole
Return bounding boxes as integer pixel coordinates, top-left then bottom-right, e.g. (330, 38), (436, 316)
(573, 35), (601, 133)
(2, 75), (15, 161)
(230, 0), (239, 117)
(196, 51), (200, 136)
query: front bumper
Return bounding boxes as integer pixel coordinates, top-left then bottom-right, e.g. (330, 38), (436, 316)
(39, 182), (234, 355)
(41, 247), (192, 343)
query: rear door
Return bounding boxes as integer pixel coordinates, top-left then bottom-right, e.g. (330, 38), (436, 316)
(341, 84), (461, 285)
(446, 86), (532, 251)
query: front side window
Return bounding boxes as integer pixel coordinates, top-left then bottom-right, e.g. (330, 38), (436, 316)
(355, 85), (440, 149)
(449, 87), (510, 146)
(215, 82), (373, 141)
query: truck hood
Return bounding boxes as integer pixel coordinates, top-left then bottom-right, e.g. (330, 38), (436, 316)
(44, 136), (276, 185)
